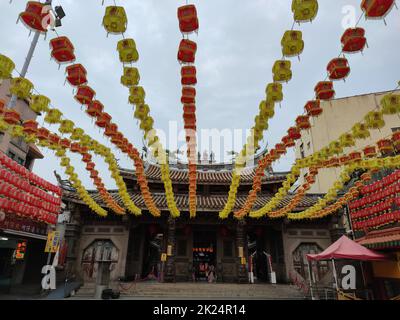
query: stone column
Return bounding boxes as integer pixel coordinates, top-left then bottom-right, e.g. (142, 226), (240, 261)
(64, 202), (82, 281)
(164, 216), (176, 283)
(236, 220), (247, 283)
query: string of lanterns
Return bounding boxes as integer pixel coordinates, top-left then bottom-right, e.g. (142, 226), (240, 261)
(0, 116), (107, 217)
(219, 0), (319, 219)
(177, 3), (199, 218)
(99, 1), (180, 217)
(237, 1), (397, 219)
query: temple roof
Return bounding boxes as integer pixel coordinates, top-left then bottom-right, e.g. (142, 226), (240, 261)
(62, 189), (320, 213)
(120, 163), (289, 185)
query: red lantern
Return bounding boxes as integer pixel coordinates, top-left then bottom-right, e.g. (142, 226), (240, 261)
(181, 66), (197, 86)
(305, 100), (323, 117)
(111, 132), (124, 145)
(75, 85), (95, 105)
(90, 170), (99, 179)
(275, 143), (286, 155)
(349, 152), (362, 162)
(181, 87), (196, 104)
(314, 81), (335, 100)
(392, 132), (400, 151)
(95, 112), (112, 128)
(270, 149), (280, 160)
(296, 115), (311, 130)
(48, 134), (60, 146)
(363, 146), (377, 158)
(183, 104), (196, 114)
(327, 58), (350, 81)
(183, 113), (196, 126)
(377, 139), (394, 154)
(82, 153), (92, 163)
(60, 138), (71, 149)
(282, 135), (295, 148)
(288, 126), (301, 140)
(177, 39), (197, 64)
(19, 1), (48, 32)
(177, 5), (199, 33)
(341, 28), (367, 53)
(0, 99), (6, 115)
(70, 143), (81, 153)
(66, 64), (87, 86)
(86, 162), (95, 171)
(86, 100), (104, 118)
(37, 128), (50, 140)
(361, 0), (395, 19)
(339, 155), (351, 165)
(306, 175), (315, 184)
(3, 110), (21, 125)
(22, 120), (38, 134)
(104, 123), (119, 137)
(49, 36), (75, 64)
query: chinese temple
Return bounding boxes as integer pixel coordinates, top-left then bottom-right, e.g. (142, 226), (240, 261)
(59, 158), (338, 287)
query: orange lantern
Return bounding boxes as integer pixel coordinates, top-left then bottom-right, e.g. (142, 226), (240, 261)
(314, 81), (335, 100)
(19, 1), (48, 32)
(49, 37), (75, 64)
(75, 85), (95, 105)
(22, 120), (38, 134)
(111, 132), (124, 145)
(275, 143), (286, 155)
(181, 87), (196, 104)
(178, 39), (197, 64)
(60, 138), (71, 149)
(3, 110), (21, 125)
(305, 100), (323, 117)
(349, 152), (362, 162)
(327, 58), (350, 81)
(86, 100), (104, 118)
(341, 28), (367, 53)
(181, 66), (197, 86)
(183, 104), (196, 115)
(82, 153), (92, 163)
(296, 115), (311, 130)
(48, 134), (60, 146)
(306, 175), (315, 184)
(95, 112), (112, 128)
(90, 170), (99, 179)
(70, 143), (81, 153)
(309, 166), (318, 175)
(66, 64), (87, 87)
(177, 5), (199, 33)
(270, 149), (280, 160)
(339, 155), (351, 165)
(86, 162), (95, 171)
(363, 146), (377, 158)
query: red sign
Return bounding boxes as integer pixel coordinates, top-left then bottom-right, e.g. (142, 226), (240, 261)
(0, 213), (47, 236)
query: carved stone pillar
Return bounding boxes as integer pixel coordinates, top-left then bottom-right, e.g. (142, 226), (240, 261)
(236, 220), (247, 283)
(64, 202), (82, 281)
(164, 216), (176, 283)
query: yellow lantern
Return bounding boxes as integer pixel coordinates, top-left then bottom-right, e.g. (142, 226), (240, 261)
(339, 133), (355, 148)
(70, 127), (84, 140)
(44, 108), (63, 124)
(364, 111), (385, 130)
(328, 141), (343, 155)
(140, 116), (154, 133)
(281, 30), (304, 57)
(129, 86), (146, 105)
(134, 104), (150, 120)
(272, 60), (292, 83)
(292, 0), (319, 23)
(381, 93), (400, 115)
(103, 6), (128, 34)
(30, 94), (50, 113)
(0, 54), (15, 79)
(351, 122), (370, 139)
(10, 125), (24, 138)
(265, 83), (283, 103)
(121, 67), (140, 87)
(117, 39), (139, 63)
(59, 120), (75, 134)
(259, 101), (275, 119)
(10, 77), (33, 99)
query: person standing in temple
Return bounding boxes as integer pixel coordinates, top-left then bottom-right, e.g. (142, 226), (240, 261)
(207, 265), (216, 283)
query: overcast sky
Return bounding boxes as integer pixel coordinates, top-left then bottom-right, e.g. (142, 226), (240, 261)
(1, 0), (399, 189)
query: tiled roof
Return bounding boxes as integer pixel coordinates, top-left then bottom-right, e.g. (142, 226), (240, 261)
(120, 164), (288, 185)
(356, 227), (400, 250)
(62, 189), (319, 213)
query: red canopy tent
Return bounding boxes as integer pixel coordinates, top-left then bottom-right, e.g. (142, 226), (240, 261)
(307, 235), (388, 262)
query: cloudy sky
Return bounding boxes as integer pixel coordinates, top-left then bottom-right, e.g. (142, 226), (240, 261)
(0, 0), (399, 189)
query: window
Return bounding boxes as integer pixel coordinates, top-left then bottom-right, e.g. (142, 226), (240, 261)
(300, 143), (305, 159)
(392, 127), (400, 133)
(307, 142), (311, 150)
(17, 157), (25, 165)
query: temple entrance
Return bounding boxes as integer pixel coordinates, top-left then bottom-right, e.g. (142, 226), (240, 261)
(192, 230), (216, 282)
(247, 227), (269, 283)
(142, 224), (163, 280)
